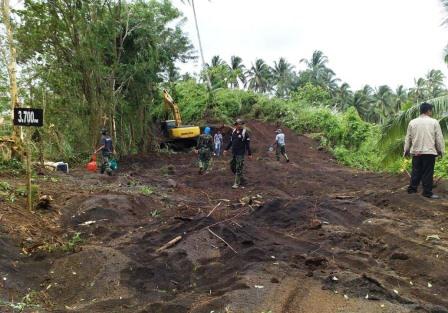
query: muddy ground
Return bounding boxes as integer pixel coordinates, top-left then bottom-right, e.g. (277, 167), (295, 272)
(1, 121), (448, 313)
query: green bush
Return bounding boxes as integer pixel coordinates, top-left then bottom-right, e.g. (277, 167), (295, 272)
(254, 96), (290, 121)
(0, 158), (23, 174)
(174, 80), (208, 123)
(247, 92), (391, 172)
(212, 89), (259, 120)
(340, 107), (371, 149)
(435, 155), (448, 178)
(291, 83), (332, 106)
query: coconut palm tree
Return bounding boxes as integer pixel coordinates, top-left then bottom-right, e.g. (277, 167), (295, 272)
(444, 46), (448, 65)
(443, 0), (448, 24)
(300, 51), (328, 74)
(319, 69), (340, 94)
(300, 50), (334, 87)
(334, 82), (353, 111)
(204, 55), (230, 89)
(272, 57), (295, 98)
(208, 55), (226, 68)
(394, 85), (408, 112)
(246, 59), (272, 93)
(352, 85), (374, 120)
(426, 69), (445, 98)
(370, 85), (393, 123)
(228, 55), (246, 88)
(409, 77), (428, 103)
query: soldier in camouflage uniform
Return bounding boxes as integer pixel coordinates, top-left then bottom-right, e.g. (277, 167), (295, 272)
(94, 128), (115, 175)
(224, 119), (252, 189)
(195, 127), (214, 174)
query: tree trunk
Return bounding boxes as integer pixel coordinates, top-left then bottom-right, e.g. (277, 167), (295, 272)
(1, 0), (20, 142)
(191, 0), (212, 92)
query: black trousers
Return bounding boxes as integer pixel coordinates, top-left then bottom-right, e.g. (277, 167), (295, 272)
(407, 155), (436, 196)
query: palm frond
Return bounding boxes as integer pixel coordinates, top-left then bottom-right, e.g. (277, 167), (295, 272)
(428, 94), (448, 116)
(380, 109), (415, 148)
(381, 138), (406, 165)
(380, 95), (448, 161)
(444, 46), (448, 64)
(442, 0), (448, 24)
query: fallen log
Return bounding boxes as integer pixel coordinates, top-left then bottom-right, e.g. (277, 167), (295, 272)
(156, 235), (182, 253)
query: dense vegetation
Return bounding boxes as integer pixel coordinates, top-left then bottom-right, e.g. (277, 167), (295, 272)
(0, 0), (448, 178)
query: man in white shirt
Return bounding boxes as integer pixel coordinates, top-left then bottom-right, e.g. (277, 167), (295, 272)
(272, 129), (289, 163)
(404, 102), (445, 199)
(214, 130), (223, 157)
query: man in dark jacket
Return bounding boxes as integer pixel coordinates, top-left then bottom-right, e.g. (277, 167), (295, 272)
(94, 128), (114, 175)
(224, 119), (252, 189)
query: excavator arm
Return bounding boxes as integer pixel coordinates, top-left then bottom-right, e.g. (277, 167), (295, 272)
(163, 89), (182, 127)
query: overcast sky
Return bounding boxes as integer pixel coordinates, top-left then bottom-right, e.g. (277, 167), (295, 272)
(175, 0), (448, 90)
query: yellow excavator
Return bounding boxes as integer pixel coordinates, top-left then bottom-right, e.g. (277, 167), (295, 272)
(160, 89), (200, 149)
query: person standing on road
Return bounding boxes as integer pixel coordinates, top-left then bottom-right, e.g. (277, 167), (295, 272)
(404, 102), (444, 199)
(272, 128), (289, 162)
(224, 119), (252, 189)
(195, 127), (214, 175)
(94, 128), (114, 175)
(214, 130), (223, 157)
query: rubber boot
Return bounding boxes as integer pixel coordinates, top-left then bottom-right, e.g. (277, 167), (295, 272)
(232, 175), (240, 189)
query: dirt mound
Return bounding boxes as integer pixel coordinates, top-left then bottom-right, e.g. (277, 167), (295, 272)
(251, 197), (373, 229)
(47, 246), (132, 309)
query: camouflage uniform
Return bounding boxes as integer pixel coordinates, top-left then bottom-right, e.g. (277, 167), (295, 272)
(225, 126), (251, 188)
(100, 153), (111, 174)
(230, 155), (245, 185)
(99, 134), (113, 175)
(196, 134), (214, 173)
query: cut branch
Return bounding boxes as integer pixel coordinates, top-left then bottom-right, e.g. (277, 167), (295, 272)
(207, 227), (238, 254)
(156, 235), (182, 253)
(206, 202), (221, 217)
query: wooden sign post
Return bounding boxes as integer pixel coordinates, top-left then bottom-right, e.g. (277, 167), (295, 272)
(13, 108), (44, 211)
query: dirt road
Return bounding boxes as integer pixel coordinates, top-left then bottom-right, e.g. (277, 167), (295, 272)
(1, 121), (447, 313)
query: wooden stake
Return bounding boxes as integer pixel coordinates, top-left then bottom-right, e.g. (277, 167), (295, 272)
(156, 235), (182, 253)
(206, 202), (221, 217)
(26, 146), (32, 211)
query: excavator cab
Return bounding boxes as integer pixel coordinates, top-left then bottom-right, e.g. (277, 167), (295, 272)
(161, 119), (199, 140)
(161, 120), (176, 137)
